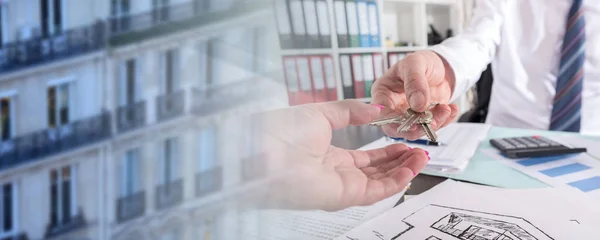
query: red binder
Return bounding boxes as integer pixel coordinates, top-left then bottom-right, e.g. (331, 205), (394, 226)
(322, 55), (338, 101)
(295, 56), (316, 104)
(309, 55), (328, 102)
(351, 54), (365, 98)
(282, 56), (300, 105)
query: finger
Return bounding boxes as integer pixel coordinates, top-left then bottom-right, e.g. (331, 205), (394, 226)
(307, 100), (381, 130)
(376, 148), (428, 173)
(347, 143), (410, 169)
(430, 104), (452, 129)
(364, 144), (411, 167)
(399, 53), (430, 112)
(360, 151), (428, 205)
(439, 104), (460, 129)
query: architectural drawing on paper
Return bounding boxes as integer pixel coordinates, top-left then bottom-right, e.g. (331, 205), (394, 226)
(390, 204), (554, 240)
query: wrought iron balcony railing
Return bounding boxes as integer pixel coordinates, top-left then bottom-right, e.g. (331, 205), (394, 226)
(191, 78), (274, 116)
(116, 191), (146, 223)
(0, 21), (106, 74)
(117, 101), (147, 133)
(108, 0), (268, 45)
(44, 210), (87, 239)
(0, 111), (111, 171)
(155, 179), (184, 210)
(156, 90), (185, 122)
(195, 166), (223, 198)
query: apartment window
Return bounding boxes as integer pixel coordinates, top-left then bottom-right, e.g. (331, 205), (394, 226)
(0, 182), (16, 238)
(50, 165), (77, 227)
(0, 4), (7, 45)
(111, 0), (131, 31)
(160, 49), (180, 95)
(0, 96), (15, 141)
(159, 138), (179, 185)
(120, 149), (141, 198)
(198, 126), (217, 173)
(40, 0), (64, 37)
(152, 0), (170, 23)
(111, 0), (130, 17)
(47, 83), (71, 128)
(119, 59), (139, 106)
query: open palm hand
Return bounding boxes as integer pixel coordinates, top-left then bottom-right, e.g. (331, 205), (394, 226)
(259, 100), (429, 211)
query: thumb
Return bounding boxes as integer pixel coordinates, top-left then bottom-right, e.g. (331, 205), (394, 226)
(399, 53), (431, 112)
(307, 100), (382, 130)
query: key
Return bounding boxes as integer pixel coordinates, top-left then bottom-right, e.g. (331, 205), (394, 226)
(397, 109), (419, 132)
(417, 111), (438, 142)
(369, 116), (406, 126)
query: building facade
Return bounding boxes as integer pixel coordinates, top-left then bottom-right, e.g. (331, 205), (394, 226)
(0, 0), (285, 239)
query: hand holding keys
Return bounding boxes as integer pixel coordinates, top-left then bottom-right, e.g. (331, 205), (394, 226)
(370, 102), (439, 142)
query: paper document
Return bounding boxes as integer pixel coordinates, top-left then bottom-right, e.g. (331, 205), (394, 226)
(337, 180), (600, 240)
(360, 123), (491, 174)
(483, 146), (600, 201)
(239, 188), (409, 240)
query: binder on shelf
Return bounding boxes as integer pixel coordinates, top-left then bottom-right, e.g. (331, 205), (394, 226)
(289, 0), (308, 48)
(333, 0), (350, 48)
(323, 55), (338, 101)
(357, 0), (370, 47)
(351, 54), (366, 98)
(309, 56), (327, 102)
(275, 0), (294, 49)
(340, 54), (355, 99)
(316, 0), (332, 48)
(345, 0), (360, 48)
(282, 57), (300, 105)
(302, 0), (321, 48)
(296, 57), (315, 104)
(367, 0), (380, 47)
(389, 53), (399, 68)
(362, 54), (375, 98)
(373, 53), (384, 79)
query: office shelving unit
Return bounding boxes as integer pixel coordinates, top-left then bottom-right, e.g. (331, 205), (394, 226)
(276, 0), (472, 113)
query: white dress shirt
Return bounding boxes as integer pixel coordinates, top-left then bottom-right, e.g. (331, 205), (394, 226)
(430, 0), (600, 136)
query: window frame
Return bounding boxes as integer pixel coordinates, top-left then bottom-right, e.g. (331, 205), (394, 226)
(0, 90), (17, 141)
(120, 148), (142, 198)
(49, 165), (78, 227)
(0, 181), (18, 239)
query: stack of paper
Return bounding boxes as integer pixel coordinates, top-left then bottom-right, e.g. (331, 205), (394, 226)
(238, 186), (410, 240)
(336, 180), (600, 239)
(360, 123), (491, 174)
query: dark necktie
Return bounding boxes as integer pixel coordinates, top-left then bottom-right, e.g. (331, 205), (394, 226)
(550, 0), (585, 132)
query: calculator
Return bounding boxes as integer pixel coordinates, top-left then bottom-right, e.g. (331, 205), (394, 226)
(490, 136), (587, 159)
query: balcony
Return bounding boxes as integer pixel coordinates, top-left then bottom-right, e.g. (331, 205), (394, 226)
(44, 210), (87, 239)
(116, 191), (146, 223)
(108, 0), (269, 46)
(191, 78), (273, 116)
(195, 167), (223, 198)
(0, 21), (106, 75)
(156, 90), (186, 122)
(0, 112), (111, 171)
(0, 233), (28, 240)
(241, 153), (267, 182)
(155, 179), (184, 210)
(117, 101), (147, 133)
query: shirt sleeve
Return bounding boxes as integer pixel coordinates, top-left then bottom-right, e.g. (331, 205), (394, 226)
(428, 0), (507, 103)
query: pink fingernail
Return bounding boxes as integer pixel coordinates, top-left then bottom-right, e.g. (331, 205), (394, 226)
(407, 147), (412, 150)
(428, 156), (431, 161)
(371, 104), (384, 110)
(425, 150), (429, 155)
(413, 170), (418, 177)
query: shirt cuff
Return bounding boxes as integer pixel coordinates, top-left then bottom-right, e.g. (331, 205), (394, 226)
(428, 44), (471, 104)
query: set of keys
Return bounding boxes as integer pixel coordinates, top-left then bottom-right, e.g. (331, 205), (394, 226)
(369, 102), (439, 143)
